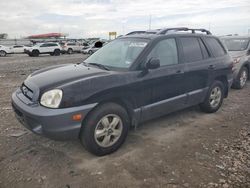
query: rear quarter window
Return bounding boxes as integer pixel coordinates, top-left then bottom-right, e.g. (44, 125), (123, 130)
(204, 37), (226, 57)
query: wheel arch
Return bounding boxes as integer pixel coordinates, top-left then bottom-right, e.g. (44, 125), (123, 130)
(214, 75), (228, 97)
(243, 63), (249, 80)
(80, 96), (136, 135)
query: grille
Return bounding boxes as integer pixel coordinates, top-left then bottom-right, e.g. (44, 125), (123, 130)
(21, 84), (33, 100)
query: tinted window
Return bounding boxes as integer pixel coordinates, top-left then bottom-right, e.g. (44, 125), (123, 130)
(205, 37), (226, 57)
(180, 37), (203, 63)
(222, 38), (250, 51)
(68, 43), (76, 46)
(147, 38), (178, 66)
(40, 44), (46, 47)
(47, 43), (57, 47)
(199, 39), (210, 59)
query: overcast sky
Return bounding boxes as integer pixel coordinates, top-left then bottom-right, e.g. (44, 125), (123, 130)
(0, 0), (249, 39)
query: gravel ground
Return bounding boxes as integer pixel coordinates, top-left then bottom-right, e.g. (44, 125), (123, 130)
(0, 54), (249, 188)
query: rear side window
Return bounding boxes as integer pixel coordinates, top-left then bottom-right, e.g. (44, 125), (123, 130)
(48, 43), (58, 47)
(204, 37), (226, 57)
(180, 37), (203, 63)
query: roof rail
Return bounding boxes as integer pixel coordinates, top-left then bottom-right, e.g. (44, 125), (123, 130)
(126, 31), (146, 36)
(157, 27), (212, 35)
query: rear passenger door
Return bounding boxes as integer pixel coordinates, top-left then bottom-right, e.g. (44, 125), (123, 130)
(140, 38), (187, 121)
(179, 37), (212, 106)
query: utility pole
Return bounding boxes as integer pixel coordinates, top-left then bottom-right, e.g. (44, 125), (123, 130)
(149, 15), (152, 30)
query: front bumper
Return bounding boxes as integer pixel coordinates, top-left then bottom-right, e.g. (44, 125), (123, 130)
(12, 89), (97, 140)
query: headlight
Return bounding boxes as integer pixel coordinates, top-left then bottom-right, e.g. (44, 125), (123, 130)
(40, 89), (63, 108)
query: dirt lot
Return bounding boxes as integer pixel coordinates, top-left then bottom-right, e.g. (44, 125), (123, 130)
(0, 54), (249, 188)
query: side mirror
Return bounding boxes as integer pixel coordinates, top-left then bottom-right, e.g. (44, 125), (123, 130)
(145, 58), (160, 70)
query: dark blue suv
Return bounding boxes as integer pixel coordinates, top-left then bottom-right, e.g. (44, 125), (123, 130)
(12, 28), (233, 156)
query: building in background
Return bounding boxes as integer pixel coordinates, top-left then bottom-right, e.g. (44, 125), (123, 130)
(0, 33), (8, 39)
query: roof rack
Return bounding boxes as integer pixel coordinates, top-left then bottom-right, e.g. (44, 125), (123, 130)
(157, 27), (212, 35)
(126, 27), (212, 36)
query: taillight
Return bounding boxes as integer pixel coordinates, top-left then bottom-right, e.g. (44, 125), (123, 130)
(233, 57), (241, 65)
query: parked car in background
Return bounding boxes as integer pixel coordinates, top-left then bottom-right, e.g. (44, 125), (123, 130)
(12, 27), (233, 156)
(24, 42), (62, 57)
(61, 42), (84, 54)
(221, 36), (250, 89)
(82, 41), (104, 55)
(12, 45), (26, 54)
(0, 45), (13, 57)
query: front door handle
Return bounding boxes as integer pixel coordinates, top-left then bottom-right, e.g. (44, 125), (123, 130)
(176, 70), (184, 74)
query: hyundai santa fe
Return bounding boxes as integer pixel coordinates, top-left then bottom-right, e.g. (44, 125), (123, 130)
(12, 27), (233, 156)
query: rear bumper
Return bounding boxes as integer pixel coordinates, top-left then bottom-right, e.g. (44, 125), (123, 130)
(12, 89), (97, 140)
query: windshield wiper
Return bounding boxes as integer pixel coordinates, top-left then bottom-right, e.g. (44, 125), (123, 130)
(87, 63), (110, 71)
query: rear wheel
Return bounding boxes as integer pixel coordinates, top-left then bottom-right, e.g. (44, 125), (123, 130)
(232, 67), (248, 89)
(54, 49), (60, 56)
(200, 81), (224, 113)
(67, 48), (73, 54)
(80, 103), (129, 156)
(0, 50), (7, 57)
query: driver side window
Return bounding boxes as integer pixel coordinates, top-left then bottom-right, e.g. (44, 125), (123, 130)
(147, 38), (178, 66)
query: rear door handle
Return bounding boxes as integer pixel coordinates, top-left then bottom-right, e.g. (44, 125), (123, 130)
(208, 65), (216, 70)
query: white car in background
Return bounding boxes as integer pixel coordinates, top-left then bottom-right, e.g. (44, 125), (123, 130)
(24, 42), (62, 57)
(82, 41), (105, 55)
(0, 45), (13, 57)
(12, 45), (26, 54)
(61, 42), (84, 54)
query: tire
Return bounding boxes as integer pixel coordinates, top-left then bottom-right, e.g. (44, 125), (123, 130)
(88, 50), (93, 55)
(0, 50), (7, 57)
(200, 81), (224, 113)
(54, 49), (60, 56)
(232, 67), (248, 89)
(67, 48), (73, 54)
(80, 103), (130, 156)
(32, 50), (39, 57)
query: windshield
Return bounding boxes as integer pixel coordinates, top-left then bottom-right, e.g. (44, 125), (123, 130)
(84, 38), (148, 69)
(222, 38), (250, 51)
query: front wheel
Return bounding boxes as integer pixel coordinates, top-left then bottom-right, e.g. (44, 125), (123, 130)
(200, 81), (224, 113)
(80, 103), (130, 156)
(32, 50), (39, 57)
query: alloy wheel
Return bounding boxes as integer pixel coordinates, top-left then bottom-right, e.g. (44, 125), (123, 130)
(94, 114), (123, 148)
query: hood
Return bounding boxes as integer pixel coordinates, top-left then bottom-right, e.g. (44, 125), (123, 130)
(24, 64), (108, 92)
(228, 50), (246, 58)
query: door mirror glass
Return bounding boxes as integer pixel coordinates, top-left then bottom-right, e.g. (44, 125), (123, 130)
(146, 58), (160, 69)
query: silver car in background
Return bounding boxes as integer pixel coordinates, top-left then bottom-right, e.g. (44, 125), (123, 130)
(221, 36), (250, 89)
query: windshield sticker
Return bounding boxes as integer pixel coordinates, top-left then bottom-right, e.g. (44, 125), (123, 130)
(125, 61), (132, 65)
(129, 42), (147, 48)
